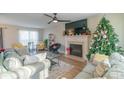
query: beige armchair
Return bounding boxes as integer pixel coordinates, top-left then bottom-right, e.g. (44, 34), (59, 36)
(36, 41), (45, 51)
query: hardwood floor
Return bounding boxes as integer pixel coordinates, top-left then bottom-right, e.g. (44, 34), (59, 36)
(58, 55), (87, 79)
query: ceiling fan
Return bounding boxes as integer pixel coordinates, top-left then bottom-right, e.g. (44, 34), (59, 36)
(44, 13), (71, 24)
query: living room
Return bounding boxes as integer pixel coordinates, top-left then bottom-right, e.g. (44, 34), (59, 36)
(1, 0), (124, 93)
(0, 13), (124, 79)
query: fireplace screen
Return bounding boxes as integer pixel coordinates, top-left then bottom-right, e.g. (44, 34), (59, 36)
(70, 44), (82, 57)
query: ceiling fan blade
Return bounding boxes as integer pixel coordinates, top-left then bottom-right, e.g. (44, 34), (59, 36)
(58, 20), (71, 22)
(44, 14), (53, 18)
(48, 20), (53, 24)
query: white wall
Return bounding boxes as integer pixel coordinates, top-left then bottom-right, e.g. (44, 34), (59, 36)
(1, 24), (44, 48)
(3, 26), (18, 48)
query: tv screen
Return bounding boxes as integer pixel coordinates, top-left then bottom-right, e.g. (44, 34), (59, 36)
(75, 26), (87, 34)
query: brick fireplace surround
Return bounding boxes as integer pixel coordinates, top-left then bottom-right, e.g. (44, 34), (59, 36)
(64, 35), (91, 61)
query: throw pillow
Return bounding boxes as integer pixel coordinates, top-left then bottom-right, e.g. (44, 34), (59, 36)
(24, 55), (39, 65)
(15, 47), (29, 56)
(92, 53), (109, 65)
(4, 49), (24, 65)
(109, 52), (124, 66)
(34, 52), (47, 62)
(93, 59), (110, 78)
(3, 57), (23, 71)
(103, 65), (124, 79)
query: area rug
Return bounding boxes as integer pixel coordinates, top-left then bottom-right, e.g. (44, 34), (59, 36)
(47, 60), (74, 79)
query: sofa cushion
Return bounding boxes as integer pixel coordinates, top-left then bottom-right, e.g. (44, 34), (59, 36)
(93, 61), (110, 78)
(103, 64), (124, 79)
(3, 57), (23, 71)
(13, 67), (33, 79)
(34, 52), (47, 62)
(13, 62), (45, 79)
(3, 50), (23, 70)
(24, 55), (39, 65)
(83, 62), (96, 74)
(109, 52), (124, 66)
(15, 47), (29, 56)
(92, 53), (109, 65)
(4, 49), (24, 62)
(75, 71), (93, 79)
(0, 71), (18, 79)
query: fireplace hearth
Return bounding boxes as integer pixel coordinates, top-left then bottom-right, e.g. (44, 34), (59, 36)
(70, 44), (82, 57)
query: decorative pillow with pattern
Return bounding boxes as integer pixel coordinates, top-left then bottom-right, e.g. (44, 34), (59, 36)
(3, 50), (23, 71)
(3, 57), (23, 71)
(93, 59), (111, 78)
(4, 49), (24, 64)
(92, 53), (109, 65)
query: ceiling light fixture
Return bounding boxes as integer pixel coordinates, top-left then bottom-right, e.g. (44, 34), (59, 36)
(53, 20), (58, 23)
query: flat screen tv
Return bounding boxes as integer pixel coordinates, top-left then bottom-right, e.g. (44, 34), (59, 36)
(65, 19), (87, 35)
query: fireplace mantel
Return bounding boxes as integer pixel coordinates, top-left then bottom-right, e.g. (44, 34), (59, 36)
(64, 35), (91, 61)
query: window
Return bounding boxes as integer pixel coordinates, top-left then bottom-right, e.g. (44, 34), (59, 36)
(19, 30), (39, 45)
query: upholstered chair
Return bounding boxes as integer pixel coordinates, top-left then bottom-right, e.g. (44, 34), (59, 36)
(12, 42), (25, 49)
(36, 42), (45, 51)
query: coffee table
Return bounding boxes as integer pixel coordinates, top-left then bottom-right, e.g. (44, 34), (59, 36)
(46, 52), (61, 70)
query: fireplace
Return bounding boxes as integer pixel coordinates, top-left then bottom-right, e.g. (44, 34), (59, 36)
(64, 35), (91, 61)
(70, 44), (82, 57)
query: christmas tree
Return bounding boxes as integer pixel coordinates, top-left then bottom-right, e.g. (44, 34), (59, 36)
(87, 17), (123, 60)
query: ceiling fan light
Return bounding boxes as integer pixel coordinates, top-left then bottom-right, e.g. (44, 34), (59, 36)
(53, 20), (58, 23)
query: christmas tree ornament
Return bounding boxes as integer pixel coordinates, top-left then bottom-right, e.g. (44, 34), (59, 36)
(94, 34), (97, 37)
(103, 35), (107, 38)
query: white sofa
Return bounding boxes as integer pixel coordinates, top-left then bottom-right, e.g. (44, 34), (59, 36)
(0, 49), (51, 79)
(75, 53), (124, 79)
(0, 60), (50, 79)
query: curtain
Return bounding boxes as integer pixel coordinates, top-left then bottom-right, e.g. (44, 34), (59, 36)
(19, 30), (39, 46)
(0, 28), (3, 48)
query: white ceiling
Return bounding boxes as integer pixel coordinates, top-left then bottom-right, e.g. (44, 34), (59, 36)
(0, 13), (98, 29)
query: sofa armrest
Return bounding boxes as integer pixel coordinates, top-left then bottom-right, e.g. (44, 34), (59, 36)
(12, 62), (45, 79)
(0, 71), (18, 79)
(0, 59), (51, 79)
(39, 59), (51, 68)
(38, 59), (51, 78)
